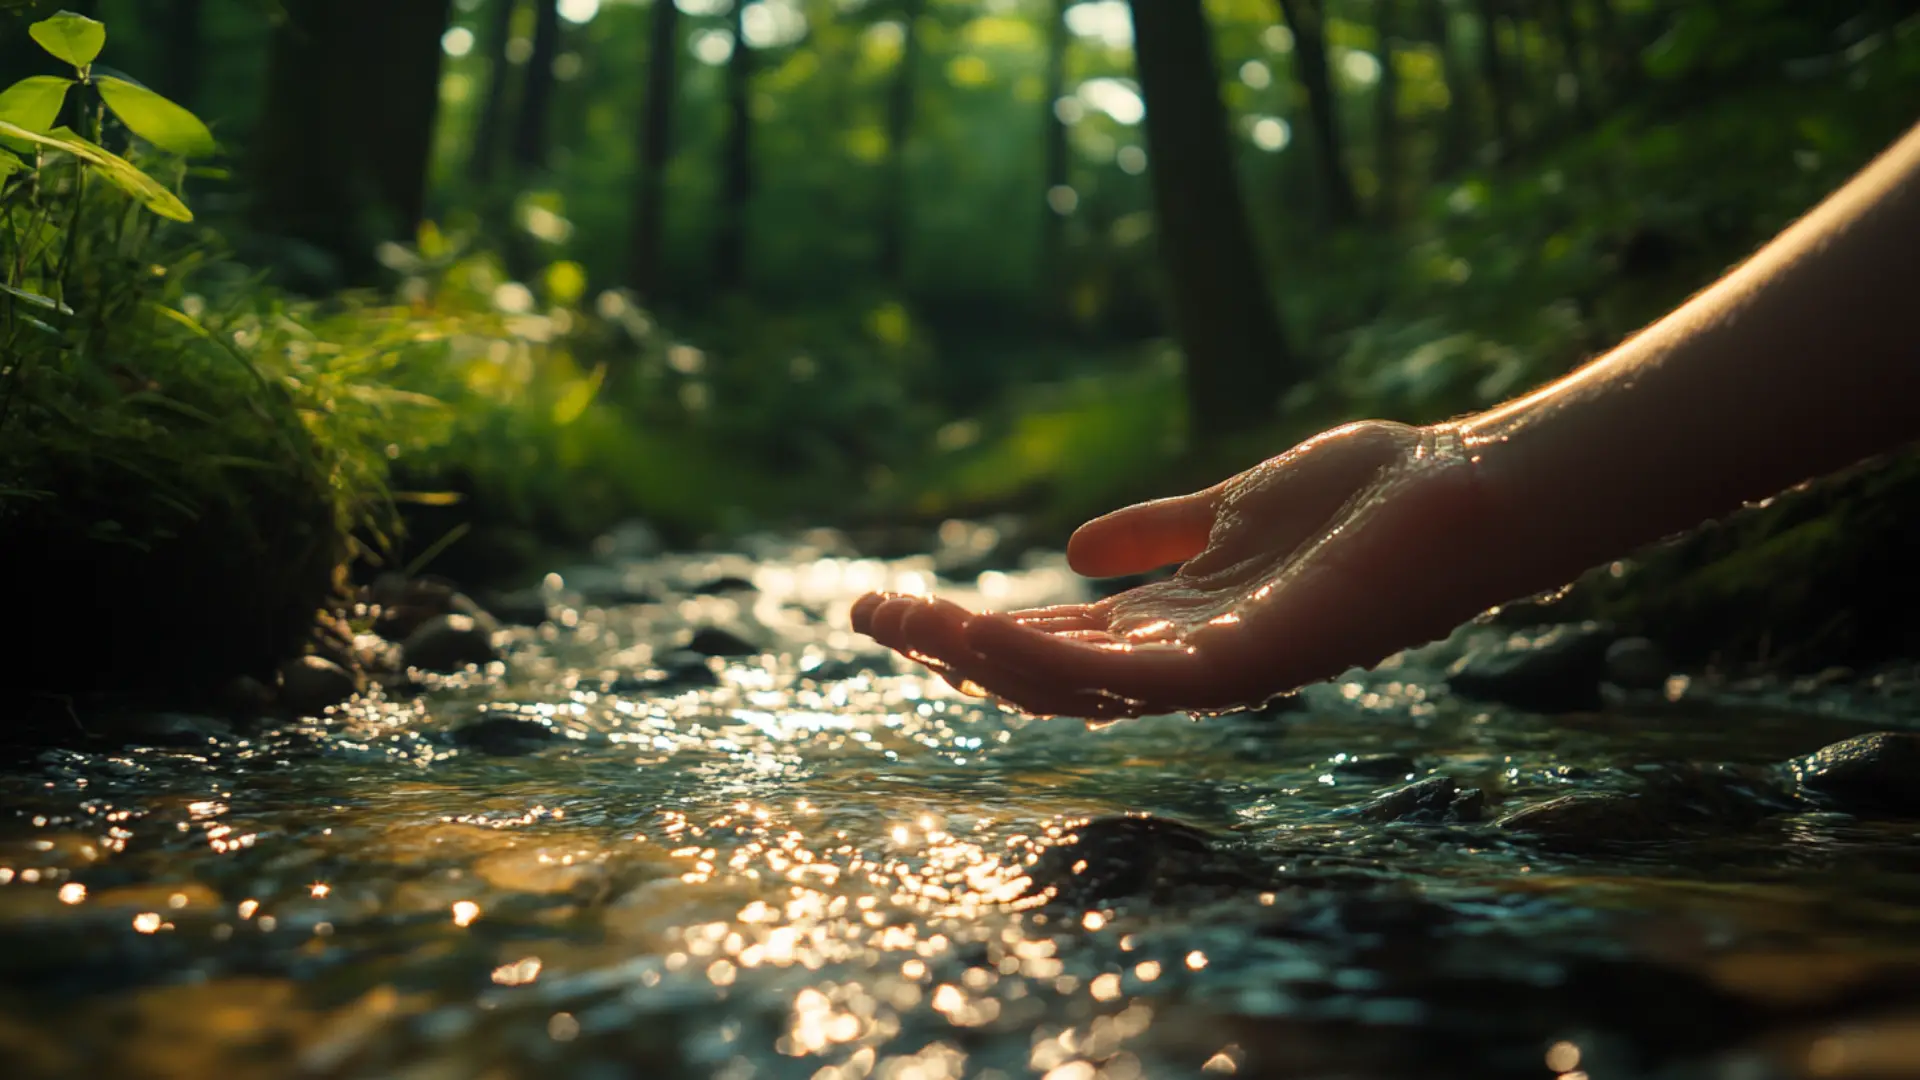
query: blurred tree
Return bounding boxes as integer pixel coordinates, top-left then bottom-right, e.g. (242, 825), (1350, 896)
(1130, 0), (1298, 436)
(1275, 0), (1360, 225)
(510, 0), (560, 173)
(1544, 0), (1592, 126)
(1039, 0), (1070, 319)
(469, 0), (520, 184)
(629, 0), (681, 298)
(150, 0), (205, 112)
(1373, 0), (1403, 221)
(715, 0), (754, 292)
(879, 0), (926, 285)
(1473, 0), (1515, 158)
(255, 0), (454, 285)
(1421, 0), (1473, 176)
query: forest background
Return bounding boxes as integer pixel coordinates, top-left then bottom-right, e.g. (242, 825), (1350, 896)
(3, 0), (1918, 698)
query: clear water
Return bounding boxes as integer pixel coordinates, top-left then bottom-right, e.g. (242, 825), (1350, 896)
(3, 533), (1919, 1080)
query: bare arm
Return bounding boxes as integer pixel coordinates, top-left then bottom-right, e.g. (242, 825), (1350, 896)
(1460, 120), (1920, 596)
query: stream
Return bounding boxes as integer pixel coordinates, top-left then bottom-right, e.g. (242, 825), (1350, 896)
(3, 528), (1920, 1079)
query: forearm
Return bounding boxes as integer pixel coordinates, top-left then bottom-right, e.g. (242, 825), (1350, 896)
(1457, 121), (1920, 591)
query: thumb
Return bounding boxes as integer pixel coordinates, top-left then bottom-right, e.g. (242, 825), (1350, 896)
(1066, 487), (1219, 579)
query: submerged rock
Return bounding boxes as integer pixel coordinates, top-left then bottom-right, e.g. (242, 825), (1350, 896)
(1024, 814), (1267, 907)
(1781, 732), (1920, 817)
(608, 651), (719, 693)
(453, 717), (556, 756)
(686, 625), (761, 658)
(1444, 621), (1617, 713)
(1604, 636), (1672, 691)
(401, 614), (499, 673)
(1335, 776), (1484, 824)
(278, 655), (361, 716)
(1330, 753), (1419, 780)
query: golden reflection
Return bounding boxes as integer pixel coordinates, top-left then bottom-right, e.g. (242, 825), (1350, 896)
(451, 900), (481, 927)
(1185, 950), (1207, 970)
(491, 957), (542, 986)
(309, 882), (330, 898)
(57, 882), (85, 905)
(1545, 1042), (1581, 1072)
(132, 911), (163, 933)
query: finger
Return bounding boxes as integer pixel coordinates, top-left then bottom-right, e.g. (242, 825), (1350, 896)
(965, 613), (1220, 704)
(1066, 488), (1220, 579)
(850, 592), (901, 636)
(867, 596), (921, 650)
(1005, 602), (1110, 634)
(899, 603), (1142, 720)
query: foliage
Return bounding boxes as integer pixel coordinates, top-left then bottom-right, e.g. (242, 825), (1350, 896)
(0, 12), (437, 693)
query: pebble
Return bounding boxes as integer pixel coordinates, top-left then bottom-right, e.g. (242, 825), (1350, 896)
(278, 655), (361, 716)
(401, 614), (499, 673)
(686, 626), (760, 658)
(1603, 637), (1671, 691)
(1335, 776), (1483, 824)
(1444, 621), (1617, 713)
(452, 717), (557, 756)
(1780, 732), (1920, 817)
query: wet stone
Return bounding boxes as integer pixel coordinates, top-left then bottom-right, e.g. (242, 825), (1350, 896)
(793, 655), (892, 684)
(1780, 732), (1920, 817)
(1330, 753), (1419, 780)
(478, 589), (551, 627)
(1444, 621), (1617, 713)
(401, 614), (500, 673)
(452, 717), (557, 757)
(1023, 814), (1268, 907)
(1604, 636), (1672, 691)
(1334, 776), (1483, 824)
(278, 655), (361, 716)
(607, 652), (719, 693)
(685, 626), (760, 658)
(686, 574), (757, 596)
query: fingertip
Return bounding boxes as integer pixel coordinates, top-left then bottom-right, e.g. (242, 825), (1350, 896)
(1065, 491), (1217, 579)
(868, 596), (920, 648)
(850, 592), (889, 635)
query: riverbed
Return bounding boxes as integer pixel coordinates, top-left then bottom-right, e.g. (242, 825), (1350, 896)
(3, 530), (1918, 1079)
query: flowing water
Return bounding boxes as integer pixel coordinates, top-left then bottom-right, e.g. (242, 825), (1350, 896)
(4, 531), (1920, 1080)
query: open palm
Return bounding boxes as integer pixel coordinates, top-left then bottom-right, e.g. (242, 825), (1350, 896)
(852, 421), (1501, 720)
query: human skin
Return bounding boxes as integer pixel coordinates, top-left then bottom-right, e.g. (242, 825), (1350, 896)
(852, 120), (1920, 721)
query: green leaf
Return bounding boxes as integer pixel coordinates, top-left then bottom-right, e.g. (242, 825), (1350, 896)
(29, 11), (106, 69)
(0, 76), (74, 133)
(0, 151), (23, 179)
(0, 281), (73, 314)
(0, 120), (192, 221)
(95, 76), (216, 157)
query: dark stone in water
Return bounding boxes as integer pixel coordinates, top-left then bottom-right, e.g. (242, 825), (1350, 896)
(793, 655), (892, 684)
(686, 626), (760, 657)
(1496, 764), (1789, 844)
(453, 717), (555, 756)
(1782, 732), (1920, 817)
(1331, 753), (1419, 780)
(687, 575), (757, 595)
(401, 614), (499, 673)
(1024, 814), (1267, 907)
(1445, 621), (1617, 713)
(278, 655), (361, 716)
(1335, 776), (1483, 824)
(1603, 636), (1671, 691)
(475, 587), (553, 627)
(608, 652), (719, 693)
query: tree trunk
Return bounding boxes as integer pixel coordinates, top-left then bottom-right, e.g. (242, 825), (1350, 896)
(714, 0), (754, 293)
(1545, 0), (1594, 126)
(154, 0), (205, 112)
(1421, 1), (1473, 176)
(628, 0), (681, 298)
(1274, 0), (1359, 226)
(878, 0), (924, 285)
(1473, 0), (1515, 158)
(509, 0), (561, 173)
(1128, 0), (1298, 438)
(255, 0), (453, 286)
(468, 0), (520, 184)
(1039, 0), (1071, 318)
(1372, 0), (1402, 223)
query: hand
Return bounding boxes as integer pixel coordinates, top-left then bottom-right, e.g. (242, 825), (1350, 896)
(851, 421), (1502, 720)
